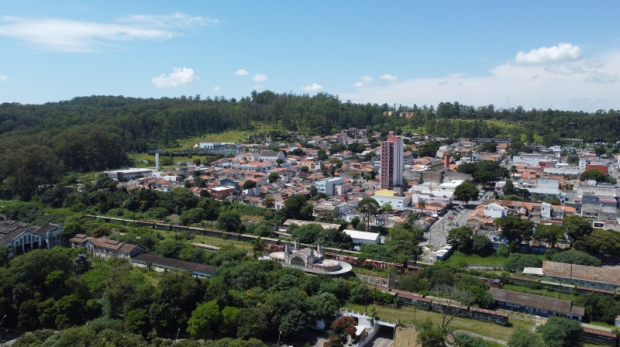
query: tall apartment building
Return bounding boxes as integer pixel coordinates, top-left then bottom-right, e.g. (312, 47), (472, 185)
(380, 131), (404, 191)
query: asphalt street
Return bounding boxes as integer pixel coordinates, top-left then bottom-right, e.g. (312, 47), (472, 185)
(367, 327), (394, 347)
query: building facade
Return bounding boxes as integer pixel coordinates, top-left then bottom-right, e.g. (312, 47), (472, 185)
(380, 131), (404, 191)
(0, 221), (64, 255)
(314, 177), (344, 196)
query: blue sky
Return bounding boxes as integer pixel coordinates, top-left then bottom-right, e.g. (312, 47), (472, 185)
(1, 1), (620, 111)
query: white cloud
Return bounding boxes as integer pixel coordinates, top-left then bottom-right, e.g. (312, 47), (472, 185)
(212, 86), (220, 92)
(300, 83), (323, 92)
(252, 73), (267, 82)
(253, 85), (264, 90)
(380, 74), (398, 81)
(152, 67), (199, 88)
(515, 43), (582, 65)
(234, 69), (249, 76)
(120, 12), (219, 28)
(544, 63), (583, 75)
(0, 13), (215, 52)
(354, 75), (373, 87)
(586, 71), (620, 83)
(338, 49), (620, 112)
(0, 75), (7, 81)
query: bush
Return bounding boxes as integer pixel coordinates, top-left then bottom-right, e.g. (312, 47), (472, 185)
(552, 250), (602, 267)
(544, 249), (558, 260)
(496, 244), (510, 257)
(504, 253), (542, 272)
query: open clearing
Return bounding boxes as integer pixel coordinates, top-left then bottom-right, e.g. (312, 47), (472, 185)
(393, 327), (419, 347)
(344, 303), (533, 342)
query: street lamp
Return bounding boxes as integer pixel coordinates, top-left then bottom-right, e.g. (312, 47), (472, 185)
(175, 327), (180, 344)
(277, 331), (282, 347)
(0, 315), (6, 347)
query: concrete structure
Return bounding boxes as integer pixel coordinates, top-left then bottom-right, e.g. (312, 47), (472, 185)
(68, 235), (144, 259)
(371, 190), (409, 209)
(132, 253), (217, 278)
(0, 221), (63, 255)
(155, 153), (160, 171)
(199, 142), (221, 149)
(104, 168), (153, 181)
(258, 150), (286, 162)
(483, 203), (509, 219)
(490, 288), (584, 321)
(314, 177), (345, 196)
(343, 230), (381, 246)
(380, 131), (404, 191)
(209, 186), (236, 199)
(265, 239), (352, 275)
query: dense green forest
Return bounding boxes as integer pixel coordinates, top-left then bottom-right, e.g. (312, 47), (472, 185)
(2, 92), (620, 200)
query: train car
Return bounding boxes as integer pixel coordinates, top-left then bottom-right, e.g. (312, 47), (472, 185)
(222, 231), (241, 240)
(324, 252), (361, 266)
(192, 243), (221, 252)
(324, 246), (343, 254)
(581, 326), (618, 347)
(469, 307), (509, 326)
(456, 273), (503, 288)
(341, 249), (362, 256)
(577, 286), (615, 297)
(262, 243), (285, 252)
(261, 237), (281, 246)
(153, 222), (171, 231)
(508, 275), (539, 287)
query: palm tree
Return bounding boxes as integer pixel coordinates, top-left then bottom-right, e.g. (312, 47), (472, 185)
(510, 165), (517, 177)
(418, 199), (427, 213)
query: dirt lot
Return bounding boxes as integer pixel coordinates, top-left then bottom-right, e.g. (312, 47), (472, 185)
(393, 326), (419, 347)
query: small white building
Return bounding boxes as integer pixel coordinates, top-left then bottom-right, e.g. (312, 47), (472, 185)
(343, 230), (381, 247)
(371, 194), (409, 209)
(315, 177), (345, 196)
(258, 150), (286, 162)
(199, 142), (221, 149)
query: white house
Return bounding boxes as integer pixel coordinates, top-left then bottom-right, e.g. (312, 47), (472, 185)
(258, 150), (286, 162)
(483, 203), (509, 219)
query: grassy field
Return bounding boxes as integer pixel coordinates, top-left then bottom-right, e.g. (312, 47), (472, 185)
(442, 252), (509, 267)
(502, 284), (575, 302)
(157, 230), (255, 251)
(344, 303), (534, 342)
(393, 327), (419, 347)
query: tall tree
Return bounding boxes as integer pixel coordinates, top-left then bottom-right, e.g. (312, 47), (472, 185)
(453, 182), (479, 207)
(358, 198), (380, 231)
(495, 216), (534, 251)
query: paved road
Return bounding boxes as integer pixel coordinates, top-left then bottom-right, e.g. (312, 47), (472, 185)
(368, 327), (394, 347)
(421, 208), (473, 262)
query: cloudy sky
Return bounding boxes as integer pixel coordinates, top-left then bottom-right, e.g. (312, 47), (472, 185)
(1, 1), (620, 111)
